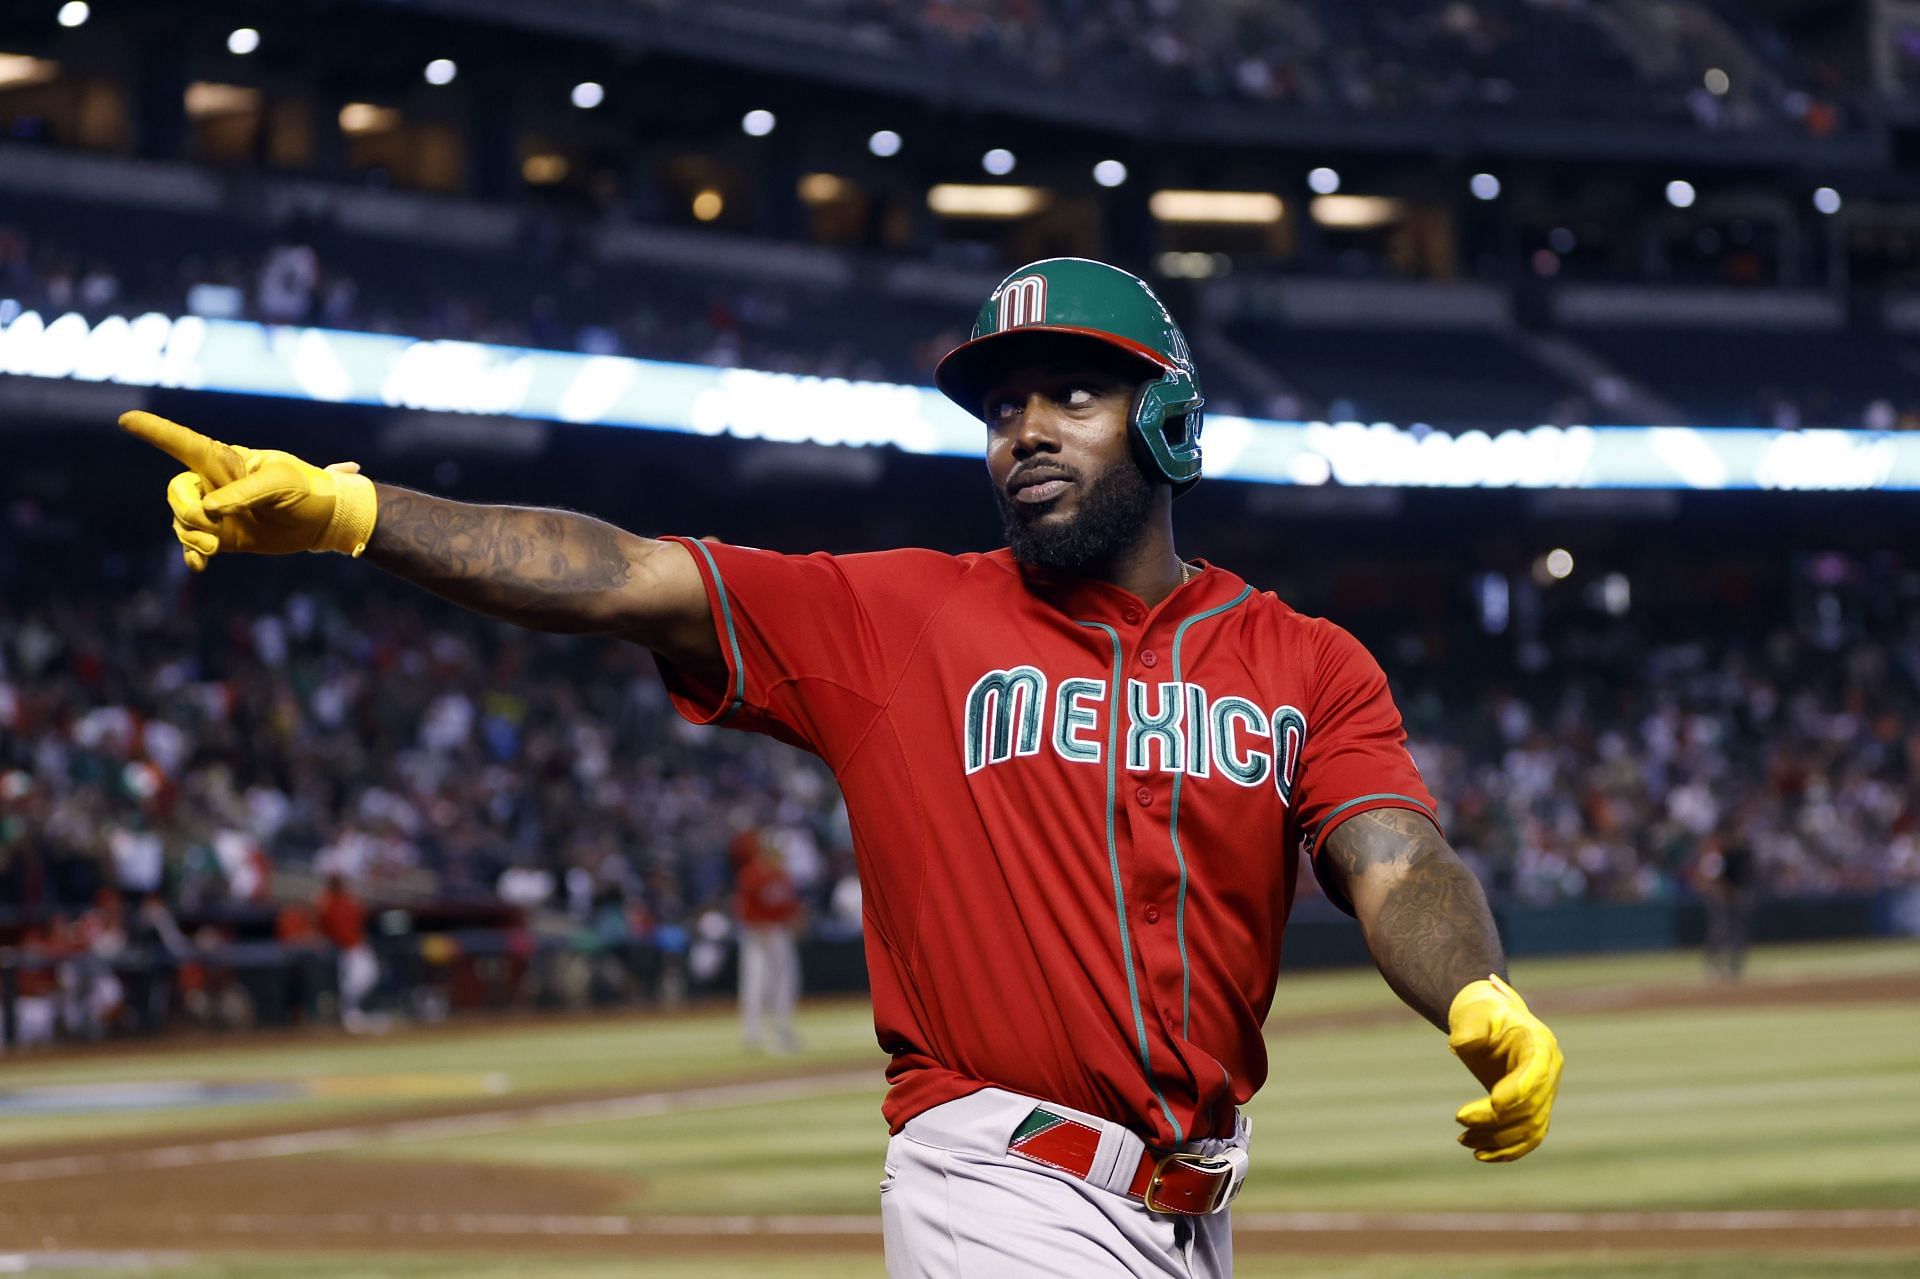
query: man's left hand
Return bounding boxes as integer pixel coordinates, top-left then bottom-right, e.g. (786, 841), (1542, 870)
(1447, 974), (1563, 1162)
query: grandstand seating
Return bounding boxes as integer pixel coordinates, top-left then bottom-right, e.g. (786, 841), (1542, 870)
(1224, 322), (1583, 429)
(1570, 327), (1920, 428)
(628, 0), (1843, 130)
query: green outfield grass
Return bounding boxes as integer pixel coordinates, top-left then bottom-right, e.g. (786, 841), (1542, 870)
(5, 940), (1918, 1277)
(323, 940), (1920, 1216)
(0, 1000), (888, 1148)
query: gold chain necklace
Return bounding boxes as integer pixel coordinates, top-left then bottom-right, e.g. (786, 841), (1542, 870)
(1180, 561), (1193, 586)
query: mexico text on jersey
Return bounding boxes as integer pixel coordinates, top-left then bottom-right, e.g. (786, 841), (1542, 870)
(961, 664), (1307, 807)
(656, 540), (1439, 1148)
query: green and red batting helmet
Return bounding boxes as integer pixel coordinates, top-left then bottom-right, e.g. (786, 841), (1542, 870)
(935, 257), (1206, 496)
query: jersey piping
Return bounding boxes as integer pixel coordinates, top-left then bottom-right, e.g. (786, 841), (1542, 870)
(1166, 584), (1255, 1036)
(1078, 619), (1183, 1144)
(687, 538), (747, 722)
(1305, 791), (1438, 857)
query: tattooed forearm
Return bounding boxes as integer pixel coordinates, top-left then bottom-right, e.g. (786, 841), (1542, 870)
(365, 485), (647, 634)
(1324, 809), (1506, 1031)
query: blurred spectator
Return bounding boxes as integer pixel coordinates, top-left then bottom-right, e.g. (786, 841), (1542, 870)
(7, 925), (62, 1051)
(64, 888), (126, 1038)
(257, 242), (320, 323)
(317, 872), (378, 1032)
(733, 827), (803, 1054)
(1696, 831), (1758, 981)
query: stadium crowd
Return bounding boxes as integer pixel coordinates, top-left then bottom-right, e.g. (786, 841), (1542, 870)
(4, 568), (1915, 951)
(0, 218), (946, 387)
(0, 581), (854, 923)
(667, 0), (1847, 133)
(1403, 627), (1920, 906)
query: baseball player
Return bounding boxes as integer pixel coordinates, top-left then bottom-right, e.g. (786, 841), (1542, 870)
(733, 827), (805, 1053)
(123, 257), (1562, 1277)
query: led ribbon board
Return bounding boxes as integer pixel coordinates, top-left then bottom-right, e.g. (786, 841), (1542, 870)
(1, 304), (1913, 491)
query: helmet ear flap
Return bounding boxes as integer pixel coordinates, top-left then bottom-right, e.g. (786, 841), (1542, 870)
(1128, 372), (1205, 494)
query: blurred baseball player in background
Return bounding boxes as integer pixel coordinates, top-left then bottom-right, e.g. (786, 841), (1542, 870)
(124, 257), (1562, 1277)
(733, 826), (804, 1054)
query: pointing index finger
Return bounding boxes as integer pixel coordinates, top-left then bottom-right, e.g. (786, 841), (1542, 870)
(119, 411), (239, 481)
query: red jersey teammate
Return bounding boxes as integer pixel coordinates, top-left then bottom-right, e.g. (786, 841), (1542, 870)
(123, 258), (1563, 1276)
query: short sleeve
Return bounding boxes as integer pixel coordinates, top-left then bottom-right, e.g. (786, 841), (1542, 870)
(1294, 620), (1440, 913)
(655, 538), (958, 762)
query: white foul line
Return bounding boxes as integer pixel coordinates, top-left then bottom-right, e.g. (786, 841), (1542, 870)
(0, 1070), (875, 1185)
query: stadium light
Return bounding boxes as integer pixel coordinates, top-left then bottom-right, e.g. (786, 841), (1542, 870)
(338, 102), (400, 135)
(1092, 159), (1128, 188)
(1704, 67), (1730, 96)
(1149, 190), (1284, 224)
(868, 129), (901, 157)
(1813, 186), (1842, 216)
(521, 154), (568, 185)
(692, 189), (724, 221)
(927, 184), (1047, 218)
(1470, 172), (1501, 201)
(185, 82), (261, 118)
(56, 2), (87, 29)
(1156, 251), (1230, 279)
(1545, 548), (1575, 580)
(1309, 195), (1402, 229)
(982, 148), (1016, 176)
(0, 54), (59, 89)
(1307, 166), (1340, 195)
(226, 28), (260, 56)
(741, 109), (776, 136)
(571, 81), (604, 110)
(424, 58), (457, 86)
(797, 173), (850, 205)
(1665, 180), (1697, 209)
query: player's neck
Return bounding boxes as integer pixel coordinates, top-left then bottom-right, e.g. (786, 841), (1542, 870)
(1085, 524), (1186, 607)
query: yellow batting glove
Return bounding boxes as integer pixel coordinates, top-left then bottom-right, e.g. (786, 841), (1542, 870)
(1447, 974), (1563, 1163)
(120, 411), (378, 572)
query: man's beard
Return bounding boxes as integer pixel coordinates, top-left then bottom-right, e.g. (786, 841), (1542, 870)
(996, 453), (1157, 574)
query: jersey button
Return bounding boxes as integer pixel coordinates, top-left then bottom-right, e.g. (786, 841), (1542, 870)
(1141, 650), (1158, 668)
(1122, 606), (1143, 625)
(1144, 905), (1161, 924)
(1134, 785), (1152, 807)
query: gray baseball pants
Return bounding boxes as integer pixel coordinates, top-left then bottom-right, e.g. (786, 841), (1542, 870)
(881, 1088), (1247, 1277)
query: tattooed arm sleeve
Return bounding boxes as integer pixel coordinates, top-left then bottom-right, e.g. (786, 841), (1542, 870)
(363, 485), (719, 674)
(1320, 808), (1506, 1031)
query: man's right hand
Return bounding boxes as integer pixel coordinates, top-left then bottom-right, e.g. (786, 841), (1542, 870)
(120, 411), (379, 571)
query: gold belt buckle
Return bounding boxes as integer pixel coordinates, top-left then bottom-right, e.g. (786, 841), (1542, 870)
(1144, 1151), (1234, 1215)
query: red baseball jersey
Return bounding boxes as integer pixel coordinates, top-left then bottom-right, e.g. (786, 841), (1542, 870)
(658, 538), (1437, 1146)
(737, 856), (802, 927)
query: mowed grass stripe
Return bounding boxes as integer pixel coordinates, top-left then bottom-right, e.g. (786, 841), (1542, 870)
(344, 1087), (889, 1217)
(0, 1003), (887, 1150)
(0, 1071), (878, 1186)
(0, 1004), (886, 1093)
(1244, 997), (1920, 1213)
(323, 992), (1920, 1219)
